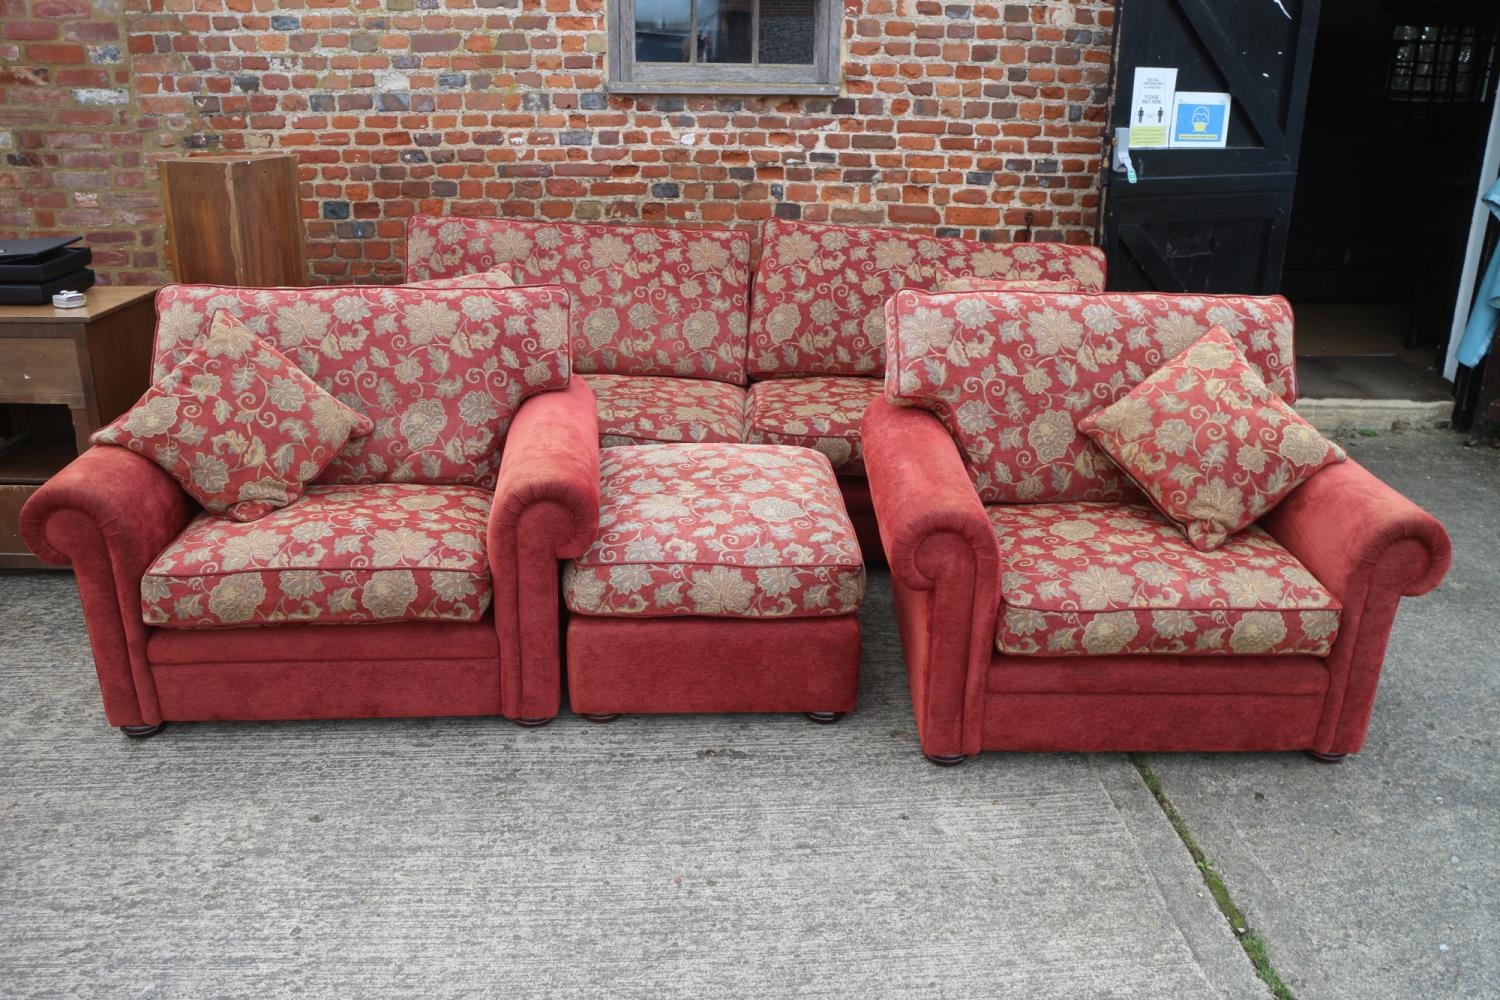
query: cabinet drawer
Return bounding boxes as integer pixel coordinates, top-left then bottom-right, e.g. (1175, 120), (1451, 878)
(0, 338), (84, 402)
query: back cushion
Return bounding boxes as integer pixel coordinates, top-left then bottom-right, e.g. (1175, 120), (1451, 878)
(406, 214), (752, 384)
(748, 218), (1107, 378)
(151, 283), (572, 488)
(885, 290), (1297, 503)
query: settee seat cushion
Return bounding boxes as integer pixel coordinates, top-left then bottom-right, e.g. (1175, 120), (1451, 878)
(745, 376), (879, 475)
(143, 483), (494, 629)
(564, 443), (864, 619)
(588, 374), (747, 446)
(989, 502), (1341, 657)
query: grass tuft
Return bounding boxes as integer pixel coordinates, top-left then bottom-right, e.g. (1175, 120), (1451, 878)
(1131, 754), (1296, 1000)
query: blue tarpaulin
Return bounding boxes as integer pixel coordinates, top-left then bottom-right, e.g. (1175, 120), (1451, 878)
(1457, 175), (1500, 368)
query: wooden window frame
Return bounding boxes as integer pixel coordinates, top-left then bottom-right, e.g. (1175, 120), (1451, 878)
(607, 0), (841, 96)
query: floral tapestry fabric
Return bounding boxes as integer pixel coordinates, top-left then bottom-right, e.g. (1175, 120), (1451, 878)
(563, 444), (865, 619)
(587, 374), (748, 447)
(1077, 326), (1346, 551)
(143, 483), (494, 628)
(934, 269), (1079, 293)
(885, 289), (1298, 504)
(745, 376), (881, 475)
(747, 218), (1107, 378)
(406, 267), (515, 289)
(151, 283), (571, 489)
(988, 502), (1341, 657)
(93, 312), (373, 521)
(405, 214), (752, 384)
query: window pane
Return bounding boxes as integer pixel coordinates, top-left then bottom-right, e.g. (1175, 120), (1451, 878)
(636, 0), (693, 63)
(759, 0), (815, 65)
(699, 0), (753, 64)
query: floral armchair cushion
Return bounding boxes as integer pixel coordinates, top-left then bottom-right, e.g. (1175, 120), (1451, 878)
(143, 483), (494, 628)
(989, 501), (1341, 657)
(405, 214), (752, 384)
(563, 444), (865, 619)
(885, 290), (1298, 504)
(93, 312), (373, 521)
(1078, 326), (1346, 550)
(150, 283), (572, 489)
(747, 218), (1107, 378)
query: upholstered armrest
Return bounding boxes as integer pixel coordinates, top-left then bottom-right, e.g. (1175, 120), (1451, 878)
(863, 398), (1000, 758)
(1260, 458), (1452, 753)
(1261, 459), (1451, 599)
(19, 446), (197, 727)
(862, 398), (998, 591)
(489, 380), (601, 720)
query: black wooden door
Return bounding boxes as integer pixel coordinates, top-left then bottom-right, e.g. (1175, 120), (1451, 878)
(1100, 0), (1322, 294)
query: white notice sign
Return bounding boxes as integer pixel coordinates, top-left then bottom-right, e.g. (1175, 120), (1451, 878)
(1127, 67), (1177, 149)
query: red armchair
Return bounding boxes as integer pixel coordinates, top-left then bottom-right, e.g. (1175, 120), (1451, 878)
(867, 289), (1451, 763)
(21, 284), (600, 735)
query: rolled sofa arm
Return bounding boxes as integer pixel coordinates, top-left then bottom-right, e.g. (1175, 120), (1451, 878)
(19, 446), (197, 728)
(489, 380), (602, 720)
(1260, 458), (1453, 753)
(863, 398), (1001, 758)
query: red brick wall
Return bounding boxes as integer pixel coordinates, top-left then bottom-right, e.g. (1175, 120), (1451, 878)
(1, 1), (1114, 285)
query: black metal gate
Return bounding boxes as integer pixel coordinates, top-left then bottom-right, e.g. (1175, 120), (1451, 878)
(1100, 0), (1323, 294)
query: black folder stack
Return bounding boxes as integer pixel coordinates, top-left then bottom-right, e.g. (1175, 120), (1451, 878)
(0, 236), (95, 305)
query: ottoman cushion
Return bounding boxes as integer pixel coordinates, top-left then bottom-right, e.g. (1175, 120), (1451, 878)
(745, 375), (879, 475)
(563, 443), (865, 619)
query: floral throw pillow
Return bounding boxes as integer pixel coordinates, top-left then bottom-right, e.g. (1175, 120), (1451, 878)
(1076, 325), (1346, 551)
(933, 269), (1078, 293)
(406, 267), (515, 289)
(92, 310), (374, 521)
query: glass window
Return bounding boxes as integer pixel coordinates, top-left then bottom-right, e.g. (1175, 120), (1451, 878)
(611, 0), (838, 95)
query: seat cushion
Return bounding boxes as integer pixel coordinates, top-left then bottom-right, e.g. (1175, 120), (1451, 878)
(143, 484), (493, 628)
(564, 444), (864, 619)
(989, 502), (1341, 656)
(745, 376), (880, 475)
(588, 374), (747, 446)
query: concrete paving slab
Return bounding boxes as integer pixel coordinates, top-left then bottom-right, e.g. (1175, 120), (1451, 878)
(0, 571), (1268, 999)
(1145, 430), (1500, 1000)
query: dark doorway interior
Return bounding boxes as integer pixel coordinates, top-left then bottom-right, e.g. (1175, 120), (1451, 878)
(1283, 0), (1499, 393)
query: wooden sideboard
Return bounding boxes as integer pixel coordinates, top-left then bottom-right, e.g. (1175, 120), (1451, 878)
(0, 286), (157, 569)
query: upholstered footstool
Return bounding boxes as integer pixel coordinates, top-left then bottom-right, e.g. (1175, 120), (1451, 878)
(563, 443), (865, 721)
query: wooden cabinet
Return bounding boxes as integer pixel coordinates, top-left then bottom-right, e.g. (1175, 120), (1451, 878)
(159, 152), (306, 287)
(0, 286), (156, 568)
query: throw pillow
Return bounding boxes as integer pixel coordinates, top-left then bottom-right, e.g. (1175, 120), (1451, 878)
(933, 268), (1078, 293)
(1076, 325), (1346, 551)
(406, 267), (515, 289)
(92, 310), (374, 521)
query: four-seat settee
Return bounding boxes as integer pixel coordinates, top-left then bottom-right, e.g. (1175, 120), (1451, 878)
(21, 282), (602, 734)
(867, 288), (1453, 763)
(404, 215), (1108, 556)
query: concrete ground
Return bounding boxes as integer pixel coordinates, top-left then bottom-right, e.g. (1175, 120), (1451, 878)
(0, 428), (1494, 999)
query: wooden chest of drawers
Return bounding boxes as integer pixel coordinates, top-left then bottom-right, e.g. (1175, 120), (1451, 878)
(0, 286), (156, 568)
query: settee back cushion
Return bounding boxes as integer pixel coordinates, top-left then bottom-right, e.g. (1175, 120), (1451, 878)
(747, 219), (1107, 378)
(151, 283), (572, 489)
(406, 214), (752, 384)
(885, 290), (1297, 504)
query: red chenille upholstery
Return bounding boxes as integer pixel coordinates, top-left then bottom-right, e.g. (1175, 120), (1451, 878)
(865, 313), (1451, 760)
(21, 286), (601, 731)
